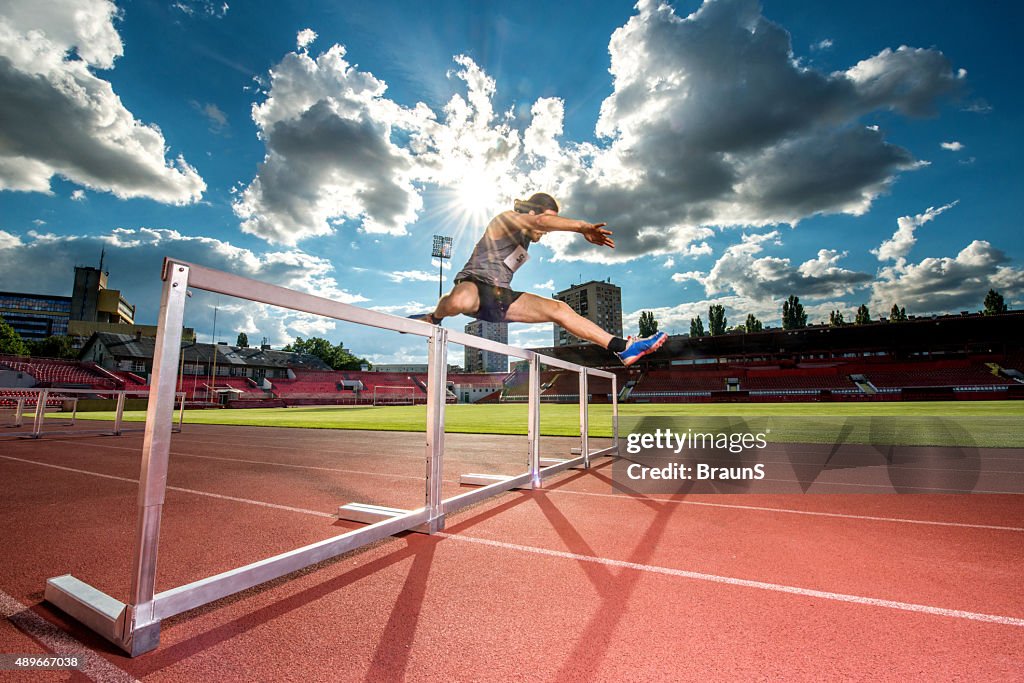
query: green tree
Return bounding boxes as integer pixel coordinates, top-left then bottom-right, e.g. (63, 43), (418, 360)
(983, 289), (1007, 315)
(638, 311), (659, 337)
(829, 310), (845, 327)
(29, 335), (78, 359)
(689, 316), (705, 338)
(0, 315), (30, 356)
(782, 295), (807, 330)
(708, 304), (727, 336)
(744, 314), (763, 333)
(889, 304), (907, 321)
(236, 332), (249, 348)
(283, 336), (371, 371)
(855, 304), (871, 325)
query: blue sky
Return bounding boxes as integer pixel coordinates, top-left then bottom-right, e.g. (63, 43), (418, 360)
(1, 0), (1021, 364)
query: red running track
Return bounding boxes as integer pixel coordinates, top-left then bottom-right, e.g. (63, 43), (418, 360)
(0, 422), (1021, 681)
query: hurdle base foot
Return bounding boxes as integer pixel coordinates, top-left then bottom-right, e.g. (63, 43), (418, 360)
(540, 457), (587, 470)
(45, 574), (160, 656)
(337, 503), (435, 534)
(459, 473), (532, 489)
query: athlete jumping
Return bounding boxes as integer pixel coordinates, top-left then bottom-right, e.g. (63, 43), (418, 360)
(414, 193), (667, 366)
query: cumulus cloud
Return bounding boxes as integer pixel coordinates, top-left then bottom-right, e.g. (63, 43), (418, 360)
(231, 0), (964, 266)
(537, 0), (964, 262)
(940, 141), (964, 151)
(0, 0), (206, 203)
(698, 231), (872, 300)
(871, 241), (1024, 313)
(296, 28), (317, 51)
(0, 228), (368, 346)
(872, 201), (958, 263)
(233, 45), (424, 244)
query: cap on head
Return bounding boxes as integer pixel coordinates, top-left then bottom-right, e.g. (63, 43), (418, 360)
(514, 192), (559, 214)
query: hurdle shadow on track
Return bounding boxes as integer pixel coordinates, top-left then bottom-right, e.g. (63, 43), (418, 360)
(123, 534), (442, 679)
(442, 457), (683, 680)
(118, 465), (601, 677)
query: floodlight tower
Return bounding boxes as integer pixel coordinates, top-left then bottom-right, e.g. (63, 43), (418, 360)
(432, 235), (453, 298)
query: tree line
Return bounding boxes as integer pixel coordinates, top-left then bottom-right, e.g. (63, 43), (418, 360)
(638, 288), (1010, 339)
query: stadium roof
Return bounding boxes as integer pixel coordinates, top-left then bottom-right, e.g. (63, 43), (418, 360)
(82, 332), (331, 370)
(534, 311), (1024, 369)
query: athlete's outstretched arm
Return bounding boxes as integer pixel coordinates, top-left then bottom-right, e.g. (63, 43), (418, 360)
(505, 210), (615, 249)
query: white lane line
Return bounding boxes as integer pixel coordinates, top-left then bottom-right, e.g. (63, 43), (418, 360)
(0, 590), (140, 683)
(550, 489), (1024, 532)
(436, 533), (1024, 628)
(41, 438), (428, 482)
(4, 455), (1022, 628)
(4, 450), (1021, 532)
(0, 455), (335, 519)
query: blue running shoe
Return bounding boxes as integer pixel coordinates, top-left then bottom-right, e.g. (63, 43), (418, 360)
(616, 331), (667, 366)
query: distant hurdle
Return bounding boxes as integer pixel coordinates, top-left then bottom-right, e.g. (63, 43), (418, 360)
(45, 257), (618, 656)
(0, 387), (185, 439)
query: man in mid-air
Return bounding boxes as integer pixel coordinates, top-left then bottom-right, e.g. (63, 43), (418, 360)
(415, 193), (667, 366)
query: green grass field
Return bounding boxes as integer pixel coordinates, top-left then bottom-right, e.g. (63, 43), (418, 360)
(67, 400), (1024, 447)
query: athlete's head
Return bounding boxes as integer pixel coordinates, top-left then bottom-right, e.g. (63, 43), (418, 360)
(514, 193), (559, 216)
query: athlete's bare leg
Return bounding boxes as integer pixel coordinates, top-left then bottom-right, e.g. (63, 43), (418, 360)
(505, 293), (614, 349)
(429, 281), (480, 320)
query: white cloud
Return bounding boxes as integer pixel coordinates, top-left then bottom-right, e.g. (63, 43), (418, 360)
(0, 230), (22, 249)
(0, 0), (206, 203)
(233, 45), (423, 244)
(191, 101), (229, 134)
(231, 1), (964, 264)
(369, 301), (432, 316)
(70, 189), (86, 201)
(0, 228), (368, 346)
(173, 1), (228, 18)
(812, 39), (834, 51)
(872, 201), (958, 263)
(296, 28), (317, 51)
(871, 240), (1024, 314)
(940, 141), (964, 151)
(544, 0), (964, 262)
(533, 280), (555, 291)
(671, 271), (703, 284)
(701, 231), (872, 300)
(386, 270), (440, 284)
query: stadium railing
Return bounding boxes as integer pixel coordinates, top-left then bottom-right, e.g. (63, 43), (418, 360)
(44, 257), (618, 656)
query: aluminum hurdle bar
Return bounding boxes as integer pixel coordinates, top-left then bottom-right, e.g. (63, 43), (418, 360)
(45, 257), (618, 656)
(1, 387), (185, 439)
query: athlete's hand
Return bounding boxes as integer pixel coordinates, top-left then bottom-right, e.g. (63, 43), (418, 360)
(581, 223), (614, 249)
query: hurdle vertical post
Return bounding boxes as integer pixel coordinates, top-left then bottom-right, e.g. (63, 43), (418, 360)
(424, 326), (448, 533)
(31, 390), (47, 437)
(579, 370), (590, 468)
(528, 354), (541, 488)
(611, 374), (619, 452)
(123, 260), (189, 654)
(113, 391), (127, 435)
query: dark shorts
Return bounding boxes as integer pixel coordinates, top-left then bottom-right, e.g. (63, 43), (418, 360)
(456, 276), (524, 323)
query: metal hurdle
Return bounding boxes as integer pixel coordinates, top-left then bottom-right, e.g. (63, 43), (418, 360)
(44, 257), (618, 656)
(1, 387), (185, 439)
